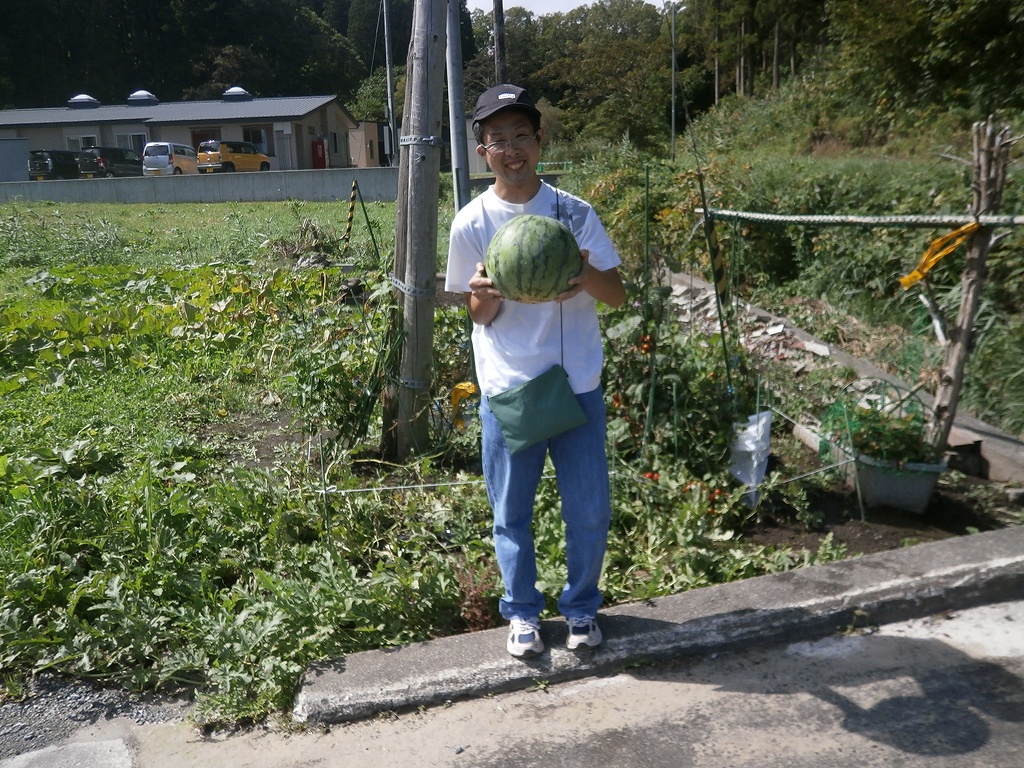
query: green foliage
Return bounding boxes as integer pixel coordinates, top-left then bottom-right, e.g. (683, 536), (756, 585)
(0, 201), (385, 272)
(2, 0), (373, 108)
(0, 199), (851, 725)
(603, 300), (756, 479)
(572, 144), (697, 278)
(539, 0), (671, 149)
(958, 316), (1024, 436)
(674, 102), (1024, 439)
(347, 66), (404, 122)
(281, 274), (400, 444)
(826, 0), (1024, 116)
(0, 205), (128, 270)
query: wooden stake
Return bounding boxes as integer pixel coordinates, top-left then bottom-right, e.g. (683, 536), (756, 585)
(382, 0), (447, 461)
(929, 117), (1016, 452)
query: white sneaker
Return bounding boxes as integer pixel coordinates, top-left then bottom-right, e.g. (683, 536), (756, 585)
(566, 615), (603, 650)
(507, 617), (544, 658)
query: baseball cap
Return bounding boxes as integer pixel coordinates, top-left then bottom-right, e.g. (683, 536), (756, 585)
(473, 84), (541, 126)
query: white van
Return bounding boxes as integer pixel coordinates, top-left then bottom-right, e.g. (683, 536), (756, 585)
(142, 142), (199, 176)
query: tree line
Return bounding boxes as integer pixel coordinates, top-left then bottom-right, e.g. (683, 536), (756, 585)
(1, 0), (1021, 152)
(0, 0), (474, 112)
(460, 0), (1024, 151)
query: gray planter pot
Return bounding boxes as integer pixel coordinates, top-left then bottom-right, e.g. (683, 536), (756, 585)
(855, 454), (947, 514)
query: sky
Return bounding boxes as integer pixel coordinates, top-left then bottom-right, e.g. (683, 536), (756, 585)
(466, 0), (599, 15)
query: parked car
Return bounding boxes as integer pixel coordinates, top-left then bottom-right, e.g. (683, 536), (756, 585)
(142, 142), (199, 176)
(197, 140), (271, 173)
(76, 151), (101, 179)
(28, 149), (81, 180)
(83, 146), (143, 177)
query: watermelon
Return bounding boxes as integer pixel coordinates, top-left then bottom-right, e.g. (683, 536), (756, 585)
(484, 215), (582, 303)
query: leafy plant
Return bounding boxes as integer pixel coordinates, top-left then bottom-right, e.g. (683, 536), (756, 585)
(820, 381), (940, 465)
(602, 262), (757, 479)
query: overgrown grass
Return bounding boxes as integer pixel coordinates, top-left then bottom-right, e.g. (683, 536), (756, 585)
(0, 196), (845, 726)
(4, 124), (1021, 726)
(0, 199), (393, 271)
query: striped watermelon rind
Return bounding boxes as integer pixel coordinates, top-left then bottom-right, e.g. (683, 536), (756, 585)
(484, 215), (582, 303)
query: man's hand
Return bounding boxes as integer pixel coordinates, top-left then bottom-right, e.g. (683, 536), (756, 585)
(557, 250), (627, 308)
(468, 262), (501, 300)
(465, 262), (503, 325)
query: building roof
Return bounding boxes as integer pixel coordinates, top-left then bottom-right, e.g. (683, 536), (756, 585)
(0, 90), (347, 128)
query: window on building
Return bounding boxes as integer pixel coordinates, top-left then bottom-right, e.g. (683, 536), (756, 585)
(243, 126), (273, 156)
(116, 133), (148, 152)
(66, 135), (97, 151)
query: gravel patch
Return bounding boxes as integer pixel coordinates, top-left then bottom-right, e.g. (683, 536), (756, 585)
(0, 675), (189, 760)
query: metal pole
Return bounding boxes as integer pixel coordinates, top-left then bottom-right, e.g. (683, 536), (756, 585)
(447, 0), (471, 210)
(493, 0), (507, 83)
(670, 4), (685, 161)
(670, 3), (676, 161)
(383, 0), (398, 166)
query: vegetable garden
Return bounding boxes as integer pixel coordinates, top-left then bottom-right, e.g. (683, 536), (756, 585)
(2, 130), (1022, 725)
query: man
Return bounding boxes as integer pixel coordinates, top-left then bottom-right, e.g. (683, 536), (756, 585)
(445, 84), (626, 658)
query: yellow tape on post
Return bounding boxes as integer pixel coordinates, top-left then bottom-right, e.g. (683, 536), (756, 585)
(899, 222), (980, 289)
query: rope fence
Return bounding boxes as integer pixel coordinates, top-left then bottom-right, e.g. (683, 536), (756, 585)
(697, 208), (1024, 228)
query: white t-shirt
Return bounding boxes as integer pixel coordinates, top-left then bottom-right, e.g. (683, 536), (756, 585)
(445, 182), (621, 397)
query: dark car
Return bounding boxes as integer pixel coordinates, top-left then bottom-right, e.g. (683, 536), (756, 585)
(76, 151), (101, 179)
(83, 146), (144, 177)
(28, 150), (81, 180)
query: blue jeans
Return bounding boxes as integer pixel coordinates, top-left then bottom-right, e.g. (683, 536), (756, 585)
(480, 386), (611, 621)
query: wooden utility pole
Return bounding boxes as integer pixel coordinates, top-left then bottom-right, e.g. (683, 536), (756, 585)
(382, 0), (448, 460)
(929, 118), (1017, 451)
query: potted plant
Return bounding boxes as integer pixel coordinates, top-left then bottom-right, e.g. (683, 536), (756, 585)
(820, 380), (946, 514)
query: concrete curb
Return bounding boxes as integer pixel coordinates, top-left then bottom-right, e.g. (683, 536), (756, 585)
(292, 525), (1024, 724)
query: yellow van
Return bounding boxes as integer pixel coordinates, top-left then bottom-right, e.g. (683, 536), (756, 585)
(197, 140), (271, 173)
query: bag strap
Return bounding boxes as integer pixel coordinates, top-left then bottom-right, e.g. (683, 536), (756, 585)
(559, 303), (565, 366)
(555, 189), (566, 367)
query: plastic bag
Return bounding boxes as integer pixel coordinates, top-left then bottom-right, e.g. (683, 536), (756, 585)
(728, 411), (772, 506)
